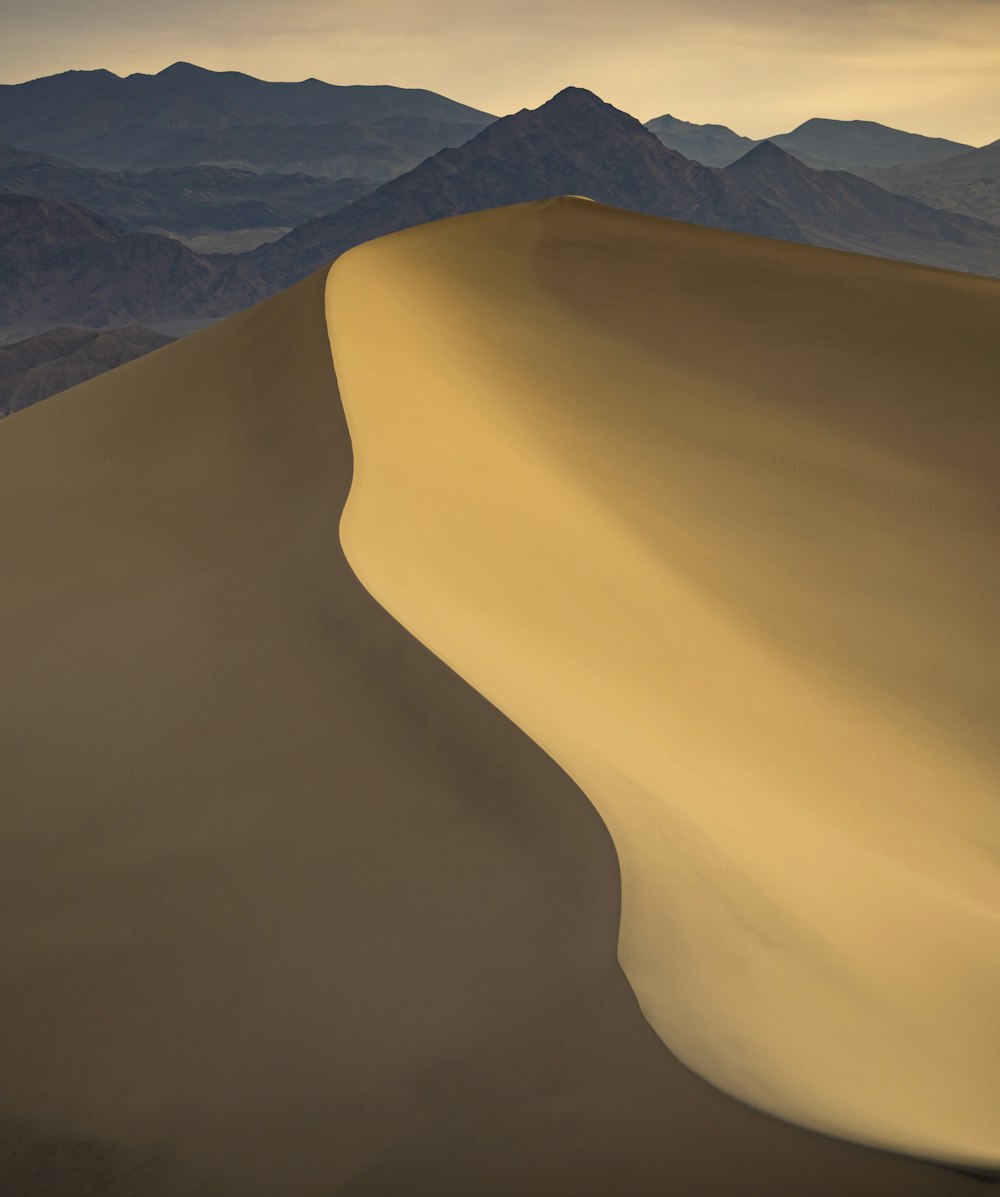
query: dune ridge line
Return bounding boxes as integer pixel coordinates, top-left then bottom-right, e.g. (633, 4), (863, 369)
(328, 196), (1000, 1170)
(0, 218), (989, 1195)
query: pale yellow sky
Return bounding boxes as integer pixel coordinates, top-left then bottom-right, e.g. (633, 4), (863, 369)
(3, 0), (1000, 144)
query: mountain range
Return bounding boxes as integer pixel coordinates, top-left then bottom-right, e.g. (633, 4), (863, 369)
(728, 140), (1000, 275)
(863, 140), (1000, 227)
(22, 113), (492, 179)
(3, 65), (1000, 412)
(0, 62), (493, 169)
(243, 87), (804, 292)
(647, 114), (975, 172)
(768, 118), (973, 171)
(645, 114), (757, 167)
(245, 90), (1000, 292)
(0, 143), (374, 246)
(646, 112), (1000, 231)
(0, 193), (256, 341)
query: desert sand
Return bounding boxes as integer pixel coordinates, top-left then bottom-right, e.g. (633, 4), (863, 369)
(329, 198), (1000, 1170)
(0, 201), (992, 1195)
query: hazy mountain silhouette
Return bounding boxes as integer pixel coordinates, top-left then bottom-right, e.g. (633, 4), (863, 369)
(0, 143), (374, 238)
(646, 114), (977, 172)
(0, 63), (493, 170)
(863, 140), (1000, 227)
(645, 114), (757, 166)
(0, 324), (173, 416)
(767, 118), (974, 171)
(0, 193), (260, 340)
(245, 87), (803, 290)
(15, 115), (492, 178)
(726, 140), (1000, 275)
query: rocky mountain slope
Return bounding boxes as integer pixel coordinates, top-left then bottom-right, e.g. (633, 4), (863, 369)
(725, 140), (1000, 275)
(247, 92), (1000, 293)
(0, 193), (260, 340)
(245, 87), (803, 291)
(0, 143), (374, 239)
(66, 114), (492, 177)
(863, 140), (1000, 227)
(6, 84), (1000, 379)
(0, 324), (174, 417)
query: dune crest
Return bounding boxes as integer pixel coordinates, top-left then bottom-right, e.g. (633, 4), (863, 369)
(0, 200), (989, 1194)
(328, 198), (1000, 1168)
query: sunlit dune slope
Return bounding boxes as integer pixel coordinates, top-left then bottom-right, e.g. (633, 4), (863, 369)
(328, 197), (1000, 1169)
(1, 263), (978, 1195)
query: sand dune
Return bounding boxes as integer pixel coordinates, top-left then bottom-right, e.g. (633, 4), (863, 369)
(0, 201), (992, 1195)
(329, 198), (1000, 1170)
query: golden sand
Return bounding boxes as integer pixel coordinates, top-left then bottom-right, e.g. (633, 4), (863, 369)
(329, 197), (1000, 1168)
(0, 202), (991, 1194)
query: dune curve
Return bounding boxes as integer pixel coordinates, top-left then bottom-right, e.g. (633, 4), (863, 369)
(328, 197), (1000, 1169)
(2, 262), (984, 1194)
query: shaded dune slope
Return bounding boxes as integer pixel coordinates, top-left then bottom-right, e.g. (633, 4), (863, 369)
(0, 217), (987, 1195)
(329, 199), (1000, 1171)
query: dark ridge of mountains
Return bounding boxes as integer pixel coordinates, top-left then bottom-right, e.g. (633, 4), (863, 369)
(0, 325), (174, 417)
(0, 193), (261, 341)
(645, 114), (757, 166)
(863, 140), (1000, 228)
(0, 63), (494, 170)
(647, 114), (980, 173)
(6, 85), (1000, 360)
(0, 143), (374, 238)
(244, 87), (804, 291)
(767, 118), (974, 171)
(725, 140), (1000, 276)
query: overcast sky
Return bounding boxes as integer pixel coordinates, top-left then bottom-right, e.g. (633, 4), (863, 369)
(3, 0), (999, 144)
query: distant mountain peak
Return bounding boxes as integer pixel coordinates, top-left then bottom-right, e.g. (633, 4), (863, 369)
(246, 85), (804, 290)
(524, 88), (655, 143)
(644, 112), (757, 167)
(157, 62), (211, 78)
(733, 139), (802, 168)
(546, 85), (604, 102)
(767, 117), (974, 169)
(649, 113), (735, 133)
(792, 117), (885, 132)
(535, 87), (615, 116)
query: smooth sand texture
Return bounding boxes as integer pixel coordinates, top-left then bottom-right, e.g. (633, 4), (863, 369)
(329, 198), (1000, 1169)
(0, 219), (988, 1197)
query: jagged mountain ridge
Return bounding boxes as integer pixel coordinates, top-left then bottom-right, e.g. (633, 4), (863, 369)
(245, 87), (803, 291)
(725, 140), (1000, 275)
(246, 91), (1000, 292)
(6, 85), (1000, 382)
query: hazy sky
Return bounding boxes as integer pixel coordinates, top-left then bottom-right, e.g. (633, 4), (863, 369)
(3, 0), (1000, 143)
